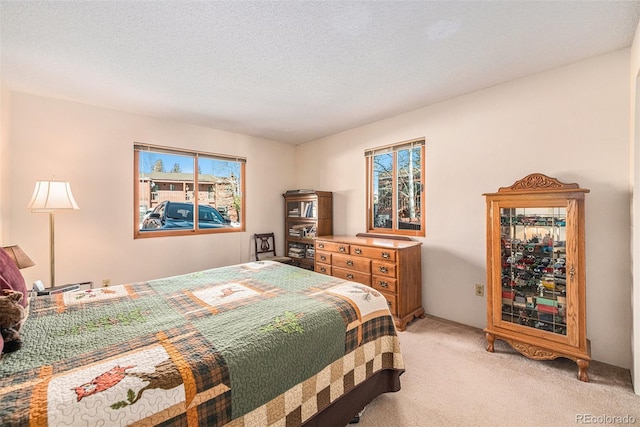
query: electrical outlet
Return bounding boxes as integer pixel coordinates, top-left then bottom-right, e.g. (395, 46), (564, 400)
(475, 284), (484, 296)
(102, 279), (111, 287)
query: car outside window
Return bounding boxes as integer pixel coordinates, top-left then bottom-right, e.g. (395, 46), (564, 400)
(134, 144), (245, 238)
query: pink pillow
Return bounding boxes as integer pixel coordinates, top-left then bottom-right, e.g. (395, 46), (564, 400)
(0, 248), (28, 308)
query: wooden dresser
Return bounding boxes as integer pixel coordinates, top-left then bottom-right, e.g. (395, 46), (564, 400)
(314, 235), (424, 331)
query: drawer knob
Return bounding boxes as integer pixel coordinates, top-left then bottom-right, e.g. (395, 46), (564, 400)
(347, 260), (354, 267)
(320, 255), (327, 261)
(381, 251), (390, 259)
(339, 246), (346, 253)
(354, 248), (362, 254)
(379, 266), (388, 273)
(387, 301), (392, 308)
(318, 243), (324, 249)
(347, 273), (354, 280)
(320, 267), (326, 273)
(379, 281), (389, 288)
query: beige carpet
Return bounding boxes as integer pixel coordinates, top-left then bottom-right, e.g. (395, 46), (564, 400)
(356, 315), (640, 427)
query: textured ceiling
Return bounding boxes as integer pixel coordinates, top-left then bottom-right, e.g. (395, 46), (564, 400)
(1, 1), (639, 144)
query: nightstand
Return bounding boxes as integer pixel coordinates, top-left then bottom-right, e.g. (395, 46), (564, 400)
(34, 281), (93, 296)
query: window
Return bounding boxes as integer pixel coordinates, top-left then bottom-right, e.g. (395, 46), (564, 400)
(366, 138), (425, 237)
(134, 144), (245, 238)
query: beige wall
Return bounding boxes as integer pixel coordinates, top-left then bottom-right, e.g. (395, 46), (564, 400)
(3, 93), (296, 288)
(296, 50), (632, 369)
(0, 81), (11, 244)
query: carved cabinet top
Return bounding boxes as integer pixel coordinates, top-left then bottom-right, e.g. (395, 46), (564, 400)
(485, 173), (589, 195)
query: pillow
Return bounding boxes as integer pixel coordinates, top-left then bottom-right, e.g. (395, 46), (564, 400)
(0, 247), (28, 309)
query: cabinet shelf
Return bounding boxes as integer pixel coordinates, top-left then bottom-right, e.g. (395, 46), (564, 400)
(287, 236), (315, 243)
(484, 173), (590, 381)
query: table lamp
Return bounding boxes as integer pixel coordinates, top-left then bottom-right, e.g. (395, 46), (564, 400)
(1, 245), (35, 269)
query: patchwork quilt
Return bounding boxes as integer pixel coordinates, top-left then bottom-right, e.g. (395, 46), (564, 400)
(0, 261), (404, 426)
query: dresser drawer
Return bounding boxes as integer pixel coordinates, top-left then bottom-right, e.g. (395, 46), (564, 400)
(332, 267), (371, 286)
(316, 240), (349, 254)
(380, 291), (397, 316)
(332, 253), (371, 272)
(351, 245), (396, 262)
(372, 276), (397, 294)
(371, 260), (396, 278)
(315, 263), (331, 275)
(316, 250), (332, 264)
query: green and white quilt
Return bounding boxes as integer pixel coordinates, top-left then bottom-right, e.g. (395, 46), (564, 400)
(0, 261), (404, 426)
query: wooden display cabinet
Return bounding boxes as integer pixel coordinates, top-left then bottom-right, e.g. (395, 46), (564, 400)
(283, 190), (333, 270)
(483, 173), (590, 381)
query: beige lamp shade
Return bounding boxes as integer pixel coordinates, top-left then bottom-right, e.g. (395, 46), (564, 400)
(2, 245), (35, 269)
(28, 181), (79, 211)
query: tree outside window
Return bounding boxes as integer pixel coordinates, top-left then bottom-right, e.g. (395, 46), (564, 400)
(366, 139), (425, 236)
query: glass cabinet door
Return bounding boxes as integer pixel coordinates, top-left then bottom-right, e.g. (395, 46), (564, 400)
(499, 207), (568, 335)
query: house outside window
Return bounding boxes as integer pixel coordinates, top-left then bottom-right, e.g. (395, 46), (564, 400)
(366, 138), (425, 237)
(134, 144), (245, 238)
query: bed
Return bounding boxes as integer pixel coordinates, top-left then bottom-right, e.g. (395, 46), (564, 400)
(0, 260), (404, 426)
